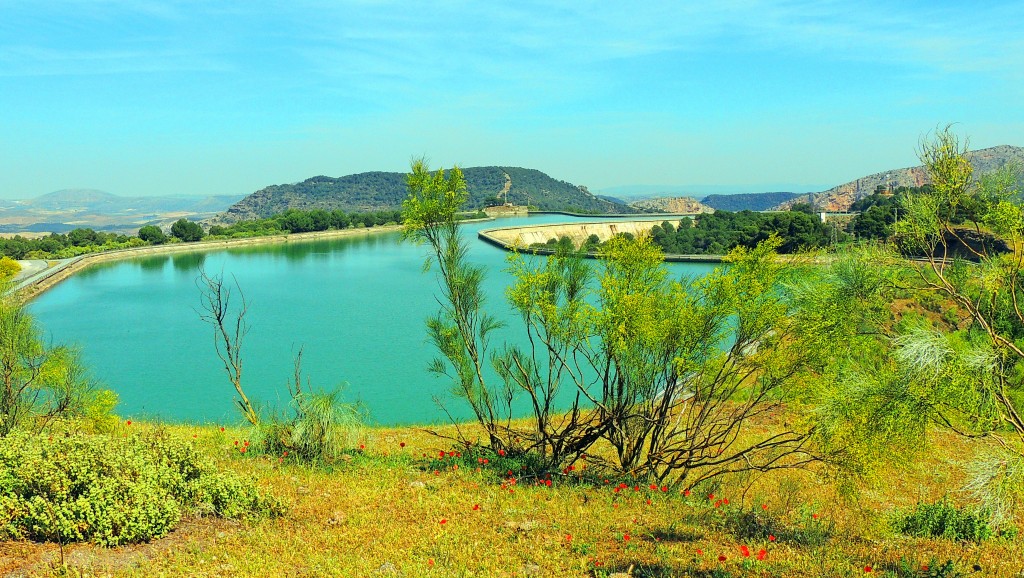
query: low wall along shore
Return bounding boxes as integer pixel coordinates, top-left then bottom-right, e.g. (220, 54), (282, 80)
(10, 225), (404, 302)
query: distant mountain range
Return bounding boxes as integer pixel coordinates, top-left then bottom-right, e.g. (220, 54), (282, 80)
(216, 167), (636, 223)
(776, 145), (1024, 212)
(0, 189), (245, 234)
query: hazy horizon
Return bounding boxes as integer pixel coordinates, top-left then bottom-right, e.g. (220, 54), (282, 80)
(2, 1), (1021, 200)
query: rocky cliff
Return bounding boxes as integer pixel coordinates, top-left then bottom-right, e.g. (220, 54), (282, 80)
(628, 196), (713, 214)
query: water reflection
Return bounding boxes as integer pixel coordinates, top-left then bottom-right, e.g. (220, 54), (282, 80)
(137, 255), (169, 273)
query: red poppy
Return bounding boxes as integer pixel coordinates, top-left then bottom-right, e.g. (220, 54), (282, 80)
(220, 427), (225, 432)
(740, 545), (750, 557)
(565, 534), (572, 542)
(623, 534), (630, 542)
(757, 549), (766, 561)
(768, 534), (776, 542)
(400, 442), (406, 448)
(762, 503), (768, 510)
(864, 566), (872, 573)
(497, 449), (506, 456)
(696, 549), (703, 555)
(718, 554), (726, 562)
(472, 504), (480, 511)
(126, 420), (132, 426)
(661, 485), (668, 492)
(439, 519), (447, 524)
(723, 498), (729, 505)
(684, 489), (691, 497)
(708, 493), (715, 500)
(650, 484), (658, 490)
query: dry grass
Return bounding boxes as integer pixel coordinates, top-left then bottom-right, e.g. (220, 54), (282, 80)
(6, 421), (1023, 577)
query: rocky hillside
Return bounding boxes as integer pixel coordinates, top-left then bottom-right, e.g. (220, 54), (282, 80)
(216, 167), (632, 223)
(628, 196), (713, 214)
(777, 145), (1024, 212)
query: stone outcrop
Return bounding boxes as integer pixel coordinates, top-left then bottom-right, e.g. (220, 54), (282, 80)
(628, 197), (713, 214)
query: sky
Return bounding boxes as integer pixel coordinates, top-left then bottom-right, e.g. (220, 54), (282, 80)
(1, 1), (1022, 199)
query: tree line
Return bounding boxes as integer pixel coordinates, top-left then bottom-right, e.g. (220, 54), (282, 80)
(0, 208), (416, 260)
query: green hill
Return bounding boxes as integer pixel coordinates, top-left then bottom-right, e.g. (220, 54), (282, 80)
(701, 192), (801, 211)
(217, 167), (632, 222)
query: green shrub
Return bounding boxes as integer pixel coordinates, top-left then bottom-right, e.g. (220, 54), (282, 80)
(0, 429), (283, 546)
(0, 256), (20, 281)
(253, 388), (365, 463)
(896, 498), (993, 542)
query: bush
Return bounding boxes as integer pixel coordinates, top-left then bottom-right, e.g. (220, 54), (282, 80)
(0, 429), (283, 546)
(896, 499), (995, 542)
(137, 225), (167, 244)
(0, 256), (19, 281)
(254, 388), (365, 463)
(170, 219), (204, 242)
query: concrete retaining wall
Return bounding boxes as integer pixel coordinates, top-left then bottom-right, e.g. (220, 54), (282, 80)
(480, 220), (664, 248)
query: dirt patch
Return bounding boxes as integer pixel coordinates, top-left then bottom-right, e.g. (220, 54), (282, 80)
(1, 517), (238, 577)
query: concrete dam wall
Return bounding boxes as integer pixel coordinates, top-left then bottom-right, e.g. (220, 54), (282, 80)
(480, 220), (663, 249)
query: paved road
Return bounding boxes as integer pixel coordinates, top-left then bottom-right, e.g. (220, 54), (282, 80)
(6, 258), (77, 295)
(12, 259), (49, 282)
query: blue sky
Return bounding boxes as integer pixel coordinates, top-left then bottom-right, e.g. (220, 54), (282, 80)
(1, 1), (1021, 199)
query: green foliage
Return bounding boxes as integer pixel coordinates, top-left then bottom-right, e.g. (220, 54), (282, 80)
(170, 218), (204, 242)
(0, 297), (114, 436)
(895, 499), (995, 542)
(0, 256), (20, 281)
(645, 209), (837, 255)
(137, 224), (167, 244)
(701, 192), (802, 212)
(0, 429), (283, 546)
(409, 158), (820, 483)
(0, 230), (142, 260)
(255, 387), (365, 463)
(403, 160), (509, 449)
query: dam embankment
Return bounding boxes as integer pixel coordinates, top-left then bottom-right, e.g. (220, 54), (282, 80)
(478, 220), (725, 262)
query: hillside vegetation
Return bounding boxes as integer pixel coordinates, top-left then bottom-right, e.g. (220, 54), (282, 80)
(217, 166), (632, 223)
(701, 191), (802, 211)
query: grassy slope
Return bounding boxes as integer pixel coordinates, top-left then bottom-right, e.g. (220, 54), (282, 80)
(7, 420), (1024, 577)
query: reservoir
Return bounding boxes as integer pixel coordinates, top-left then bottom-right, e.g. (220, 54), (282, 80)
(27, 215), (718, 425)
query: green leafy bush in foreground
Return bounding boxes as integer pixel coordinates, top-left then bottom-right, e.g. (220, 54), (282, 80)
(0, 429), (284, 546)
(895, 499), (997, 542)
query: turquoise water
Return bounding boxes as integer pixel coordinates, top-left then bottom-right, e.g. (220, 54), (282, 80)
(27, 215), (718, 425)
